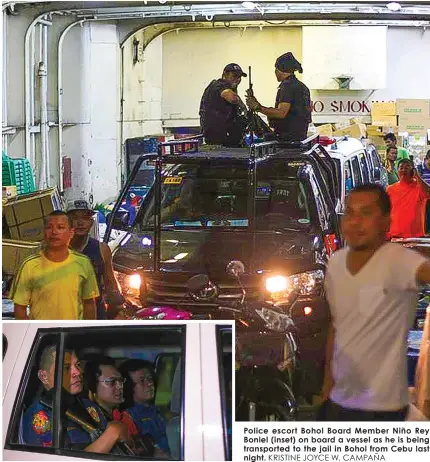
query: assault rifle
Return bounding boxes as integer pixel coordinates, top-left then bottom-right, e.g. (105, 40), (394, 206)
(245, 66), (272, 140)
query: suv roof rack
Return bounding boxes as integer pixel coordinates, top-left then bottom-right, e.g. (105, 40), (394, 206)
(158, 135), (204, 155)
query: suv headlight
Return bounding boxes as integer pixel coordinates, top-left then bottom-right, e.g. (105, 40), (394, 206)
(115, 271), (143, 305)
(265, 270), (324, 299)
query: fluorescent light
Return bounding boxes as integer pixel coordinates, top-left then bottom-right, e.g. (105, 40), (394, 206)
(242, 2), (257, 10)
(241, 1), (263, 14)
(387, 2), (401, 12)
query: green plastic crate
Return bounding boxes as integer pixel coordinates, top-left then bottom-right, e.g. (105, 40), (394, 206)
(2, 152), (16, 187)
(2, 152), (35, 195)
(12, 158), (36, 195)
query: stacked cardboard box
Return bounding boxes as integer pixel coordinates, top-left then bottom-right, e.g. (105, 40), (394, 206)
(397, 99), (430, 139)
(2, 239), (41, 276)
(333, 123), (367, 139)
(371, 102), (397, 128)
(315, 124), (334, 136)
(3, 187), (63, 241)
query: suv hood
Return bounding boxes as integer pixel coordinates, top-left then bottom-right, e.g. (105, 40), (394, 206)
(113, 229), (321, 276)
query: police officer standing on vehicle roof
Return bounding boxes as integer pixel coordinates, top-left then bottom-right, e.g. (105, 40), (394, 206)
(199, 63), (248, 147)
(246, 52), (312, 142)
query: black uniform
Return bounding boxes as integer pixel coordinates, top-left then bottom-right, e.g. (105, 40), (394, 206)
(271, 74), (311, 142)
(199, 79), (244, 147)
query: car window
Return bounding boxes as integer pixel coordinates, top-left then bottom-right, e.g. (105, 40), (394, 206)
(309, 172), (329, 231)
(154, 353), (181, 410)
(137, 161), (311, 231)
(344, 160), (353, 194)
(359, 152), (370, 183)
(364, 150), (374, 173)
(3, 334), (7, 360)
(217, 326), (232, 461)
(350, 156), (362, 186)
(370, 148), (382, 169)
(5, 326), (186, 461)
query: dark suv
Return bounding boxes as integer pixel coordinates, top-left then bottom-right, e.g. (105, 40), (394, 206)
(107, 137), (342, 395)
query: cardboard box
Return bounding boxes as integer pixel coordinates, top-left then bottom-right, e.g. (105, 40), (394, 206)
(371, 101), (396, 118)
(367, 135), (387, 158)
(368, 125), (398, 136)
(3, 187), (63, 241)
(333, 123), (367, 139)
(371, 115), (398, 128)
(316, 124), (333, 136)
(2, 186), (17, 199)
(397, 99), (430, 117)
(2, 239), (41, 276)
(350, 117), (366, 125)
(398, 117), (430, 136)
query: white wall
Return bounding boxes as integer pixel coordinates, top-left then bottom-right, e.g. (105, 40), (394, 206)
(140, 25), (429, 127)
(302, 26), (387, 90)
(161, 27), (302, 128)
(3, 9), (120, 205)
(373, 27), (430, 100)
(62, 22), (120, 205)
(122, 31), (163, 140)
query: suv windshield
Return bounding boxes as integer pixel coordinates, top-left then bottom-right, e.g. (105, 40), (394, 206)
(136, 162), (312, 231)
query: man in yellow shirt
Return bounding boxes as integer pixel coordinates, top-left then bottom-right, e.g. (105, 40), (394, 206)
(10, 211), (99, 320)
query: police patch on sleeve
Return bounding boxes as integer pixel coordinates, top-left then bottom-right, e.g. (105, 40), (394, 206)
(87, 406), (100, 423)
(32, 410), (51, 435)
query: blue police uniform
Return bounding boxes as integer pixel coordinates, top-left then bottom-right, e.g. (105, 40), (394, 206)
(23, 398), (91, 449)
(123, 403), (170, 453)
(80, 397), (110, 429)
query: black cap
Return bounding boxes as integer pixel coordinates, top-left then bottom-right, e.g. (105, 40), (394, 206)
(275, 52), (303, 74)
(223, 63), (247, 77)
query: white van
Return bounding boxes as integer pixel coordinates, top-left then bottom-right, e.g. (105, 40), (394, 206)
(3, 322), (233, 461)
(323, 137), (388, 211)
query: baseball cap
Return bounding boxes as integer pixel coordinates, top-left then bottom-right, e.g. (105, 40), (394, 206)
(223, 63), (247, 77)
(66, 199), (95, 214)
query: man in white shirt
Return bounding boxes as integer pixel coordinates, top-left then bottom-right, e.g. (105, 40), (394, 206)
(319, 183), (430, 421)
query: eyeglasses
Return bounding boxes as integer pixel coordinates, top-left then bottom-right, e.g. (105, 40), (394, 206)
(134, 377), (154, 386)
(98, 377), (127, 387)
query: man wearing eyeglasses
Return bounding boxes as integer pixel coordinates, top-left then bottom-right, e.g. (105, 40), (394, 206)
(82, 356), (127, 425)
(82, 356), (164, 457)
(22, 345), (129, 452)
(119, 359), (170, 457)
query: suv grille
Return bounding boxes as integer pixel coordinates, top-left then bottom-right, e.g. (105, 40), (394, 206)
(145, 274), (260, 313)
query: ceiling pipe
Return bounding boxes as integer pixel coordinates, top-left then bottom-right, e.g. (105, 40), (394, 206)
(57, 19), (86, 194)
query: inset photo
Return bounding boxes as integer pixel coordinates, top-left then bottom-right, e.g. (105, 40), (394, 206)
(2, 321), (233, 461)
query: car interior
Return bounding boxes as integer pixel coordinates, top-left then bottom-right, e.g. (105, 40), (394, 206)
(6, 326), (232, 461)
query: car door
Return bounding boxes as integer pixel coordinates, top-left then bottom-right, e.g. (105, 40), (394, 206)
(350, 154), (363, 187)
(3, 322), (227, 462)
(358, 150), (371, 184)
(309, 169), (342, 255)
